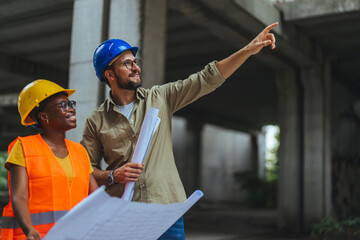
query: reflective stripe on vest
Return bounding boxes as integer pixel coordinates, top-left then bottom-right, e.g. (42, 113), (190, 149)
(1, 210), (68, 229)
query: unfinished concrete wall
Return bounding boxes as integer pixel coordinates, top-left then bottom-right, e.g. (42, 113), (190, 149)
(331, 73), (360, 219)
(172, 118), (265, 203)
(200, 124), (257, 203)
(332, 81), (360, 157)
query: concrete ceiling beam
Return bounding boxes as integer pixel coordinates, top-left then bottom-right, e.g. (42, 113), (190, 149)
(216, 0), (323, 67)
(0, 93), (18, 107)
(0, 0), (73, 26)
(276, 0), (360, 21)
(0, 13), (72, 46)
(169, 0), (323, 69)
(0, 52), (68, 92)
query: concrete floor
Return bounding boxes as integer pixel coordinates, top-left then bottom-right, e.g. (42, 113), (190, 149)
(184, 205), (311, 240)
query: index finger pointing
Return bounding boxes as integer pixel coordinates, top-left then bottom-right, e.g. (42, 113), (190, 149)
(263, 22), (279, 34)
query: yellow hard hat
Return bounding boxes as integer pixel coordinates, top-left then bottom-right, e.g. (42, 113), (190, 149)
(18, 79), (75, 126)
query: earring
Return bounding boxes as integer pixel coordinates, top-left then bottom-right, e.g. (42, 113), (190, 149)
(46, 119), (49, 124)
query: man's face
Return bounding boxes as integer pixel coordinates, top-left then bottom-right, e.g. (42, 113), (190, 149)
(109, 51), (141, 90)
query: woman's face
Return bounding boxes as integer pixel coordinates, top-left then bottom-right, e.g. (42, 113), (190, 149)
(40, 93), (77, 132)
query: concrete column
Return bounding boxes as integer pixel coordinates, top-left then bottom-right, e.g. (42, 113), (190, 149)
(185, 118), (203, 194)
(172, 116), (202, 195)
(257, 131), (266, 179)
(67, 0), (107, 143)
(276, 69), (302, 232)
(108, 0), (141, 45)
(323, 61), (332, 218)
(141, 0), (167, 87)
(108, 0), (167, 88)
(302, 66), (331, 230)
(172, 117), (188, 188)
(172, 116), (203, 195)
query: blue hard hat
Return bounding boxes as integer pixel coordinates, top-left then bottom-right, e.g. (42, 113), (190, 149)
(93, 39), (138, 81)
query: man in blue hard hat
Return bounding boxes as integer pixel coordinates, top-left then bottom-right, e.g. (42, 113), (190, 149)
(81, 22), (278, 239)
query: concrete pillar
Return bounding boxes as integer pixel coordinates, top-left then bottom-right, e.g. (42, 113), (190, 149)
(184, 118), (203, 194)
(172, 117), (188, 189)
(141, 0), (167, 88)
(323, 61), (332, 218)
(172, 116), (203, 195)
(67, 0), (106, 143)
(276, 69), (302, 232)
(257, 131), (266, 179)
(108, 0), (141, 45)
(302, 66), (331, 230)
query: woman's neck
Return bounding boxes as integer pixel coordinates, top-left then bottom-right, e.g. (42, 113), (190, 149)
(41, 131), (68, 158)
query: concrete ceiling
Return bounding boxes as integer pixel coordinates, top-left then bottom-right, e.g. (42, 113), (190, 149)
(287, 10), (360, 93)
(0, 0), (359, 150)
(0, 0), (72, 93)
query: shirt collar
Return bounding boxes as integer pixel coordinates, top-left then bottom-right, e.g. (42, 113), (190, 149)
(105, 88), (145, 112)
(136, 88), (146, 100)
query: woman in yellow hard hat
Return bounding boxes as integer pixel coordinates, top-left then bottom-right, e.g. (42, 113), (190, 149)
(1, 79), (98, 240)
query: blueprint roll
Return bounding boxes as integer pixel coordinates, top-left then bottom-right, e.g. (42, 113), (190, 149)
(121, 107), (161, 201)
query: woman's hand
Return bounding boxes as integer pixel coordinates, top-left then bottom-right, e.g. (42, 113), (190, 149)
(26, 227), (42, 240)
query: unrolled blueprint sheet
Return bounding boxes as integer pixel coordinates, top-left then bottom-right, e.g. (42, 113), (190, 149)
(43, 186), (203, 240)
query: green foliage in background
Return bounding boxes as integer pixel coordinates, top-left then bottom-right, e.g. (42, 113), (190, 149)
(312, 216), (360, 240)
(0, 151), (8, 191)
(233, 126), (279, 209)
(265, 127), (279, 182)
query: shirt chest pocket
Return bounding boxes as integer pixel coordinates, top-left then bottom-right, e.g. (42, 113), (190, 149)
(99, 126), (137, 161)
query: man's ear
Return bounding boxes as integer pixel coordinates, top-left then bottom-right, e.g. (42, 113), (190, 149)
(104, 69), (115, 82)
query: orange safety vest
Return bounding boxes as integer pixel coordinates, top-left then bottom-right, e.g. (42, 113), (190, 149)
(1, 134), (90, 240)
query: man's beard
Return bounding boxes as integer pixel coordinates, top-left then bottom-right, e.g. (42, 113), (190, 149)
(114, 71), (141, 90)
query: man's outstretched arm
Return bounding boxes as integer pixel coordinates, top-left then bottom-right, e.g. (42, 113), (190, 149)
(215, 22), (278, 80)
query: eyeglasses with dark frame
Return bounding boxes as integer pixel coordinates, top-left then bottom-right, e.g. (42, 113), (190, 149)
(120, 58), (142, 70)
(56, 100), (76, 111)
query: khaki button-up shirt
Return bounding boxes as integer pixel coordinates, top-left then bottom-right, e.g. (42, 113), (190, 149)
(81, 61), (225, 204)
